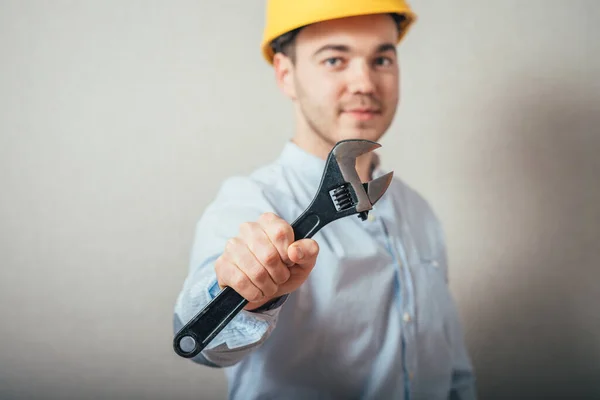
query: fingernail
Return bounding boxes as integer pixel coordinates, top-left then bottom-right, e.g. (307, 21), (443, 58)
(296, 247), (304, 259)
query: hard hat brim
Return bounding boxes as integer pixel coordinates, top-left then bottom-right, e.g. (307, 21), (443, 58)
(260, 4), (417, 65)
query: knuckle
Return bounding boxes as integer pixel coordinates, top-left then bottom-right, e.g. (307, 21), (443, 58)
(260, 212), (278, 223)
(225, 237), (238, 252)
(264, 285), (278, 298)
(252, 267), (269, 284)
(271, 223), (291, 242)
(269, 265), (290, 285)
(214, 255), (226, 272)
(251, 288), (264, 302)
(262, 249), (281, 267)
(238, 221), (251, 234)
(239, 221), (257, 236)
(278, 268), (291, 283)
(232, 274), (248, 292)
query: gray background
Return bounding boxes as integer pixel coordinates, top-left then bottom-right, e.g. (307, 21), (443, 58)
(1, 0), (598, 399)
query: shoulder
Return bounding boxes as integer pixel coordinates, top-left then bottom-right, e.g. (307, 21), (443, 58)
(189, 161), (297, 263)
(202, 160), (299, 225)
(215, 160), (294, 202)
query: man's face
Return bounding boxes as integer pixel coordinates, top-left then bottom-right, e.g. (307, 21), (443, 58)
(275, 14), (401, 147)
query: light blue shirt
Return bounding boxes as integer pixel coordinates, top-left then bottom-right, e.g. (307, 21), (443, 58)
(173, 141), (476, 400)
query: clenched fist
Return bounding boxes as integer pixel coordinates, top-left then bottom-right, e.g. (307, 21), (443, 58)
(214, 212), (319, 311)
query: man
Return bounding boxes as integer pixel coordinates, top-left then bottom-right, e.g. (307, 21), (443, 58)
(173, 1), (476, 399)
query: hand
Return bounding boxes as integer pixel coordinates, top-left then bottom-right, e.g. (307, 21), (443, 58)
(214, 212), (319, 310)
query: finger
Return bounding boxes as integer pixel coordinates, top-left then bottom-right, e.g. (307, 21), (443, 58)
(214, 253), (263, 302)
(258, 212), (295, 267)
(228, 237), (279, 299)
(287, 239), (319, 266)
(239, 222), (291, 285)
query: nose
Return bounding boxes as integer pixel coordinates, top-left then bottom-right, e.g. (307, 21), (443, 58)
(347, 61), (376, 94)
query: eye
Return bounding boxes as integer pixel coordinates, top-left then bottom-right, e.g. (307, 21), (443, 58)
(324, 57), (344, 67)
(374, 56), (394, 67)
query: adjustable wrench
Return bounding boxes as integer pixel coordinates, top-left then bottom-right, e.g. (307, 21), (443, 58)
(173, 139), (393, 359)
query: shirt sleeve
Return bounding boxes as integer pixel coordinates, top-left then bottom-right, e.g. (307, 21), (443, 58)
(172, 175), (290, 368)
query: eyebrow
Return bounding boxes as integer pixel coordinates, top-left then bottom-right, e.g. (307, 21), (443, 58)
(376, 43), (397, 54)
(312, 43), (397, 58)
(313, 44), (351, 57)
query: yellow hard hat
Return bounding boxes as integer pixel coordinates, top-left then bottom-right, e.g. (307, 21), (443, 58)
(261, 0), (417, 65)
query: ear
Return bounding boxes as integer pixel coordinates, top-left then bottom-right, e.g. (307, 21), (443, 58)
(273, 53), (297, 100)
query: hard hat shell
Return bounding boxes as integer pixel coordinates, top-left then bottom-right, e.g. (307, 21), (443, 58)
(261, 0), (417, 65)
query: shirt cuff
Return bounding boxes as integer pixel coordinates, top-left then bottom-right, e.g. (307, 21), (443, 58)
(202, 278), (285, 350)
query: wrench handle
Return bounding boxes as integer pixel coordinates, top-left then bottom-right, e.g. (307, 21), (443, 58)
(173, 215), (318, 359)
(173, 286), (248, 358)
(291, 211), (322, 239)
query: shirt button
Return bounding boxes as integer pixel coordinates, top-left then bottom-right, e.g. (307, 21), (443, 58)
(403, 312), (411, 323)
(367, 214), (376, 222)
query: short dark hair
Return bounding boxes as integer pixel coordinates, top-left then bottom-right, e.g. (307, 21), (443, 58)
(270, 13), (407, 64)
(270, 26), (303, 63)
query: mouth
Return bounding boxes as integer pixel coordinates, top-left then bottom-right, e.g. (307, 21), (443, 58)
(342, 109), (382, 121)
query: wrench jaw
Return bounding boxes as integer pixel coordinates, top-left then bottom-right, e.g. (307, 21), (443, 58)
(365, 171), (394, 207)
(356, 171), (394, 220)
(332, 139), (393, 214)
(290, 139), (394, 238)
(332, 139), (381, 161)
(333, 140), (381, 214)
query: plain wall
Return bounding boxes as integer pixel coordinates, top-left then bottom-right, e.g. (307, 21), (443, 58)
(0, 1), (598, 399)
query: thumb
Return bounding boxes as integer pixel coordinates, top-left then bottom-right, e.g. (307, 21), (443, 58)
(288, 239), (319, 266)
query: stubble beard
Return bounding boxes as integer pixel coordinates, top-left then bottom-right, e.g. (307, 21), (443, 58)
(303, 108), (337, 148)
(302, 105), (385, 150)
(295, 88), (338, 149)
(294, 79), (388, 149)
(298, 96), (378, 146)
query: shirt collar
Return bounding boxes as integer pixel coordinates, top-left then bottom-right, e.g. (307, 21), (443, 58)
(278, 140), (327, 183)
